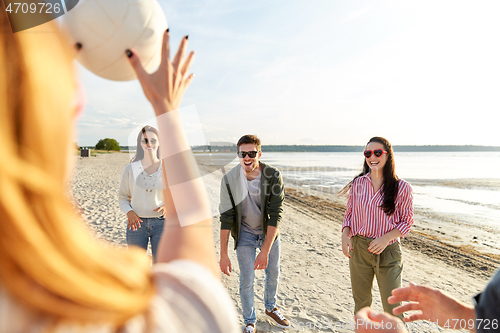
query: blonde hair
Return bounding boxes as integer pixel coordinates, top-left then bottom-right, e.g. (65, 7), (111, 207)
(0, 6), (154, 327)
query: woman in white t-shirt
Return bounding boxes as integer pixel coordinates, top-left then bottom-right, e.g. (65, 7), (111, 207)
(0, 6), (238, 333)
(119, 125), (166, 261)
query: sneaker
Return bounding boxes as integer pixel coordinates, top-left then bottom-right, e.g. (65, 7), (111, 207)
(244, 324), (255, 333)
(265, 307), (291, 329)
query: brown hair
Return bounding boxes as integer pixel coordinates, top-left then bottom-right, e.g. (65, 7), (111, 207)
(0, 6), (153, 326)
(340, 137), (399, 215)
(237, 134), (261, 151)
(131, 126), (160, 162)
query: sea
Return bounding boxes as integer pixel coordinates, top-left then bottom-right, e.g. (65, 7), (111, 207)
(211, 151), (500, 230)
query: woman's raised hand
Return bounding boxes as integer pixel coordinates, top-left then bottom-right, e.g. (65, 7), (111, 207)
(127, 30), (194, 114)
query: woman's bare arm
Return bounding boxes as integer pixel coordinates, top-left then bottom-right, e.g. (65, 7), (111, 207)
(127, 30), (218, 277)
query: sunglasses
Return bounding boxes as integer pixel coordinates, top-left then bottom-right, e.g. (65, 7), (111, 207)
(141, 138), (157, 145)
(237, 151), (259, 158)
(364, 149), (388, 158)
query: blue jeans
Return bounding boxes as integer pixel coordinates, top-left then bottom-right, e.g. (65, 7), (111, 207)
(126, 217), (164, 262)
(236, 230), (281, 325)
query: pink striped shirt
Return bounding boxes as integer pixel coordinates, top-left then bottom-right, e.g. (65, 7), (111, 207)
(342, 173), (414, 244)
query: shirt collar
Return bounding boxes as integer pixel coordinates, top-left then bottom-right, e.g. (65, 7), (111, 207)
(360, 172), (371, 180)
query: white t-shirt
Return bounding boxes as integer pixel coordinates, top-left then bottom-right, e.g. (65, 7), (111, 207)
(0, 260), (239, 333)
(241, 172), (262, 234)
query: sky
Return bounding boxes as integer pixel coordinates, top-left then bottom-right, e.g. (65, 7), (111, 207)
(74, 0), (500, 147)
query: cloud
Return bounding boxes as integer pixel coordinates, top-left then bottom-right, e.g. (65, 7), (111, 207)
(252, 58), (294, 79)
(78, 116), (142, 129)
(339, 3), (374, 24)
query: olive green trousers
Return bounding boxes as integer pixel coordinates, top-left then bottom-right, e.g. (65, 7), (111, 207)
(349, 235), (404, 320)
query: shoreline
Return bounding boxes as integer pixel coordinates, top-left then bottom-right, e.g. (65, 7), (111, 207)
(279, 173), (500, 258)
(407, 178), (500, 190)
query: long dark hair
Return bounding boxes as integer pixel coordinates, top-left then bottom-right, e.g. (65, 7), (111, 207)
(340, 137), (399, 215)
(131, 126), (160, 162)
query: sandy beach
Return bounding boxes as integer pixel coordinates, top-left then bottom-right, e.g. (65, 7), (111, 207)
(70, 153), (499, 332)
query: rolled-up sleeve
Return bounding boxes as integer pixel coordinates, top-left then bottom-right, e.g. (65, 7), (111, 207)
(118, 166), (133, 214)
(395, 181), (413, 237)
(342, 186), (354, 234)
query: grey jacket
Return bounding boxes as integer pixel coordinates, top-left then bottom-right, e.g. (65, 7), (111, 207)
(219, 162), (285, 249)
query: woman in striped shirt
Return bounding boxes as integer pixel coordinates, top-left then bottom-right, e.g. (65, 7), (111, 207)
(340, 137), (413, 319)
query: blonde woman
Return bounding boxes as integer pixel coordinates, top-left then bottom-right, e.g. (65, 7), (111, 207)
(0, 6), (238, 333)
(119, 126), (166, 262)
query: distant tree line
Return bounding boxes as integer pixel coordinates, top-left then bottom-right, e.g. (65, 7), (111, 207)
(189, 144), (500, 153)
(82, 144), (500, 153)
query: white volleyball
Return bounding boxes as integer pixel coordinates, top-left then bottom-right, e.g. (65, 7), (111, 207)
(62, 0), (167, 81)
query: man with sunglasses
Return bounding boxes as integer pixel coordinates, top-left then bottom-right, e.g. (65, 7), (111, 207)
(219, 135), (291, 333)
